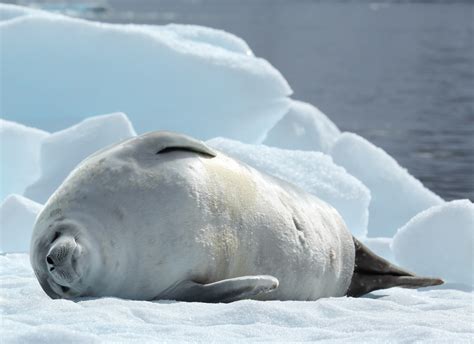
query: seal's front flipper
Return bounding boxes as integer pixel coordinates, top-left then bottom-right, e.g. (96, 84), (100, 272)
(173, 275), (279, 303)
(347, 237), (443, 297)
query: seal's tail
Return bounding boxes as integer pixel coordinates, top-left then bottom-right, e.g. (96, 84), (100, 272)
(346, 237), (443, 297)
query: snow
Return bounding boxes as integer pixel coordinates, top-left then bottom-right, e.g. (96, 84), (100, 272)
(24, 113), (136, 204)
(264, 100), (341, 153)
(148, 24), (252, 55)
(0, 120), (49, 201)
(207, 137), (370, 237)
(0, 195), (42, 253)
(330, 132), (444, 238)
(392, 200), (474, 286)
(0, 4), (291, 142)
(0, 3), (40, 21)
(1, 253), (472, 343)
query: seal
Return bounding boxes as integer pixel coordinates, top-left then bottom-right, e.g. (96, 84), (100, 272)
(30, 131), (443, 301)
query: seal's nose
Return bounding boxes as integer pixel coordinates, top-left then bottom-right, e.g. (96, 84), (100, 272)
(46, 255), (55, 266)
(46, 235), (76, 270)
(46, 249), (69, 270)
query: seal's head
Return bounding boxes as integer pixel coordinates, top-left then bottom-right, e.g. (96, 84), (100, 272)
(30, 215), (101, 299)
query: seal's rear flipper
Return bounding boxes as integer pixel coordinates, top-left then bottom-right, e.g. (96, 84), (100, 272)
(172, 275), (279, 303)
(347, 237), (443, 297)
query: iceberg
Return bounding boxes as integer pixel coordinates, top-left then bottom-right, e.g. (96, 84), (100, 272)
(0, 194), (42, 253)
(207, 137), (370, 237)
(0, 4), (291, 142)
(264, 100), (341, 153)
(392, 200), (474, 286)
(24, 113), (136, 203)
(0, 119), (49, 201)
(331, 132), (444, 237)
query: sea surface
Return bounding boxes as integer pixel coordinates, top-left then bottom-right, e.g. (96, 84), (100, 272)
(7, 0), (474, 201)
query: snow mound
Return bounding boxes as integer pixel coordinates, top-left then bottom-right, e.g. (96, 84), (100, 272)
(207, 137), (370, 237)
(24, 113), (136, 203)
(153, 24), (252, 55)
(0, 3), (41, 21)
(392, 200), (474, 286)
(0, 4), (291, 142)
(2, 254), (472, 342)
(0, 195), (42, 253)
(362, 237), (395, 263)
(331, 132), (444, 237)
(264, 100), (341, 153)
(0, 119), (49, 201)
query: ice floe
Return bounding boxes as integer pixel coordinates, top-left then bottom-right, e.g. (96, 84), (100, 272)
(24, 113), (136, 203)
(0, 4), (291, 142)
(0, 119), (49, 201)
(392, 199), (474, 286)
(0, 195), (42, 253)
(264, 100), (341, 153)
(331, 132), (444, 237)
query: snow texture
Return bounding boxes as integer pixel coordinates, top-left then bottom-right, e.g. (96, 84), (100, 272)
(331, 132), (444, 238)
(0, 195), (42, 253)
(145, 23), (252, 55)
(0, 4), (291, 142)
(1, 253), (472, 343)
(24, 113), (136, 204)
(0, 2), (39, 20)
(207, 137), (370, 237)
(393, 200), (474, 286)
(0, 119), (49, 201)
(264, 100), (341, 153)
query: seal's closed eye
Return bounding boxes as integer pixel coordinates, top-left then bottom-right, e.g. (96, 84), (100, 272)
(50, 231), (60, 244)
(146, 131), (216, 157)
(157, 146), (214, 157)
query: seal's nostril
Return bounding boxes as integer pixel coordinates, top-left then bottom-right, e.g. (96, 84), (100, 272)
(47, 256), (54, 265)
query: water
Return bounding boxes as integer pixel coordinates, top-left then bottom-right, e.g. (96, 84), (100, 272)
(9, 0), (474, 201)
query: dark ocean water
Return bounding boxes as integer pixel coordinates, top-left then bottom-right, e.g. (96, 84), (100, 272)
(8, 0), (474, 200)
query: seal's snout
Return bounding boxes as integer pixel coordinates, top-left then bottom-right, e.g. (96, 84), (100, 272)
(46, 235), (76, 268)
(46, 235), (81, 285)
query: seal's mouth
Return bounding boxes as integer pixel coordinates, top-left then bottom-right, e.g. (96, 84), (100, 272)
(40, 232), (87, 298)
(31, 216), (100, 300)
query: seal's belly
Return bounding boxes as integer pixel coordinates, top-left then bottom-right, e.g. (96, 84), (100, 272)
(185, 154), (355, 300)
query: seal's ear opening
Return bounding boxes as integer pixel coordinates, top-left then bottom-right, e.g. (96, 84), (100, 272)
(346, 237), (443, 297)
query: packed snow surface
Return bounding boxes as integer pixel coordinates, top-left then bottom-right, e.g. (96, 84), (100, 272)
(24, 113), (136, 203)
(208, 137), (370, 237)
(0, 195), (42, 253)
(264, 100), (341, 153)
(0, 120), (49, 201)
(392, 200), (474, 286)
(0, 4), (291, 142)
(331, 132), (444, 238)
(1, 254), (472, 343)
